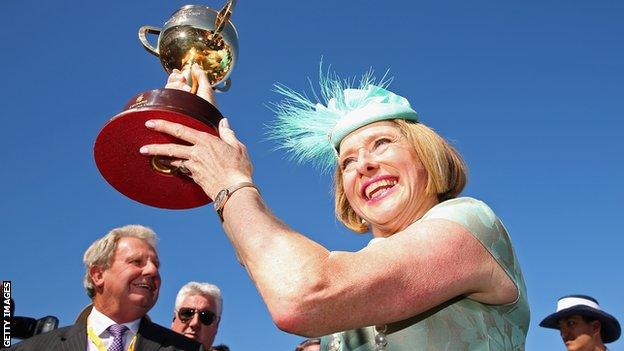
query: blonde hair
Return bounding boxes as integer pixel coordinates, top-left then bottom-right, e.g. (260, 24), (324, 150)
(334, 120), (467, 233)
(82, 225), (158, 298)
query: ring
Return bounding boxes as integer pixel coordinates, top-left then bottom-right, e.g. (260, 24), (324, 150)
(178, 161), (191, 174)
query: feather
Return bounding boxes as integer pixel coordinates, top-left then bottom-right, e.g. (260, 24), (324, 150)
(266, 63), (399, 173)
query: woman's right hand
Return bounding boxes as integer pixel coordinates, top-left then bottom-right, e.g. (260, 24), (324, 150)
(141, 63), (252, 199)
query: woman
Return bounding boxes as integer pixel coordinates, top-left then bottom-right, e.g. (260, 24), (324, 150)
(140, 65), (530, 350)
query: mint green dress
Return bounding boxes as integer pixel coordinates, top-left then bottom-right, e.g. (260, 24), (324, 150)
(321, 197), (529, 351)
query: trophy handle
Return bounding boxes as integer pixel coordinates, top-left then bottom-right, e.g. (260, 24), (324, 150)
(214, 0), (236, 34)
(138, 26), (161, 57)
(213, 78), (232, 92)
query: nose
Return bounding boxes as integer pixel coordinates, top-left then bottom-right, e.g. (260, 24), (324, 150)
(188, 313), (200, 328)
(560, 327), (570, 340)
(143, 259), (159, 276)
(355, 148), (378, 174)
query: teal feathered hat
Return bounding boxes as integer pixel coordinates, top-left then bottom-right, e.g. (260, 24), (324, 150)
(268, 66), (418, 173)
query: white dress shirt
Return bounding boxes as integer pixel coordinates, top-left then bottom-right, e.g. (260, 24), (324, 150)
(86, 307), (141, 351)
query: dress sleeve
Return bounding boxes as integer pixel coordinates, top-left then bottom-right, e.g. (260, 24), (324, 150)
(420, 197), (524, 295)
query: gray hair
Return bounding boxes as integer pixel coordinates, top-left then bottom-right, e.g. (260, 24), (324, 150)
(83, 225), (158, 298)
(175, 282), (223, 317)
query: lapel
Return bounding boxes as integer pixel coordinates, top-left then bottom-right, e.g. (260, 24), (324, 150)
(51, 319), (160, 351)
(134, 318), (204, 351)
(134, 318), (163, 351)
(56, 321), (88, 351)
(54, 305), (159, 351)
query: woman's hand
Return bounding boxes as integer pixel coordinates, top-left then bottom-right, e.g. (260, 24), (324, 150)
(166, 63), (217, 106)
(139, 64), (252, 199)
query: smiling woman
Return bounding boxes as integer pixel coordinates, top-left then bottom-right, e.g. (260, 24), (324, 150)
(139, 65), (530, 350)
(335, 120), (466, 235)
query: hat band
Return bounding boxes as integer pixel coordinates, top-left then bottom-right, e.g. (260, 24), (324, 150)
(557, 297), (600, 311)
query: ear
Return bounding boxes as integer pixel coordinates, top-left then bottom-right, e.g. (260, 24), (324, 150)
(591, 320), (602, 335)
(89, 265), (106, 289)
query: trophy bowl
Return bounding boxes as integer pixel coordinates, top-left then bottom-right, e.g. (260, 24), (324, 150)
(94, 2), (238, 210)
(139, 3), (239, 90)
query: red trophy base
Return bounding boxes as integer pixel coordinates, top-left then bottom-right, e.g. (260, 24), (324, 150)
(94, 88), (223, 209)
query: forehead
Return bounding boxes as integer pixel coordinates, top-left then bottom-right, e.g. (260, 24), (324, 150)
(114, 237), (157, 257)
(180, 294), (216, 310)
(338, 121), (402, 154)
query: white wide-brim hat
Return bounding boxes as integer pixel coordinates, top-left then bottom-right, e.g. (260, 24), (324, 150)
(539, 295), (621, 343)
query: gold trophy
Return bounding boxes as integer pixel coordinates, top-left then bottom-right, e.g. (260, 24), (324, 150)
(139, 1), (237, 92)
(94, 2), (238, 209)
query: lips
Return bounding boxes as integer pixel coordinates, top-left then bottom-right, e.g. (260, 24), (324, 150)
(361, 176), (398, 200)
(132, 280), (155, 292)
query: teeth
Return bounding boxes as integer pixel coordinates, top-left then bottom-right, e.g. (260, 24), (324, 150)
(135, 283), (151, 290)
(365, 179), (397, 199)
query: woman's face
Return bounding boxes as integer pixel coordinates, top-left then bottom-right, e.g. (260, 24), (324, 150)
(339, 121), (435, 236)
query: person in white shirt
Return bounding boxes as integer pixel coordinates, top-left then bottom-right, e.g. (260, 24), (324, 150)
(9, 225), (202, 351)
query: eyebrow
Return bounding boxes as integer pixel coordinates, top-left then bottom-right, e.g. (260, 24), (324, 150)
(339, 132), (385, 158)
(125, 253), (160, 265)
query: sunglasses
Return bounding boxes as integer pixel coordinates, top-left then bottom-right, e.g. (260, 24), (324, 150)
(177, 307), (217, 326)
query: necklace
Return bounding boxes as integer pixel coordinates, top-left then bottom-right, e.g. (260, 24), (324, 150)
(327, 333), (341, 351)
(374, 324), (388, 351)
(326, 324), (388, 351)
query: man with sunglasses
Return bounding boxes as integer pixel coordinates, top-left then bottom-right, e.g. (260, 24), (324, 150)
(171, 282), (223, 350)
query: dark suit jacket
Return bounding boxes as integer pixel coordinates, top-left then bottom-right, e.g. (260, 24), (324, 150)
(5, 318), (203, 351)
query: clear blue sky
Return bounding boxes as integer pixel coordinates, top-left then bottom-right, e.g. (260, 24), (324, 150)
(2, 1), (622, 350)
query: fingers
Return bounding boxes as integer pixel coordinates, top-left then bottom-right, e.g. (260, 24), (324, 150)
(166, 81), (192, 92)
(165, 69), (192, 92)
(166, 69), (184, 84)
(139, 143), (192, 159)
(164, 65), (218, 106)
(141, 117), (253, 198)
(170, 159), (194, 176)
(218, 118), (241, 147)
(191, 64), (217, 106)
(145, 119), (215, 145)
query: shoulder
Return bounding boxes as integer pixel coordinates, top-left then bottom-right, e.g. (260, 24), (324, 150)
(423, 197), (497, 226)
(420, 197), (517, 266)
(5, 325), (76, 350)
(139, 320), (202, 351)
(423, 197), (527, 299)
(421, 197), (505, 241)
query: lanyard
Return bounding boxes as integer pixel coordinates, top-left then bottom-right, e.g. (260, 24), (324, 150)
(87, 326), (137, 351)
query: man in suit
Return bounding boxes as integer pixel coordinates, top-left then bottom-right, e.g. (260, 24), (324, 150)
(8, 225), (202, 351)
(171, 282), (222, 350)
